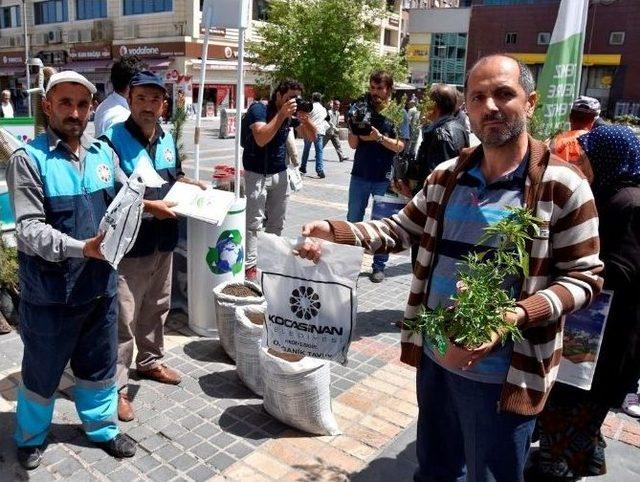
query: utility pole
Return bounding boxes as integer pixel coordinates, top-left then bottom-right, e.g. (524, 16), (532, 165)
(22, 0), (31, 117)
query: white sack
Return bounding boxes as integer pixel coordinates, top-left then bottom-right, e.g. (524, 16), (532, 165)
(257, 232), (363, 364)
(99, 157), (165, 269)
(260, 346), (340, 436)
(234, 304), (267, 396)
(213, 280), (264, 361)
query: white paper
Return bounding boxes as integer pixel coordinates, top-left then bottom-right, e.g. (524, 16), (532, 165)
(557, 290), (614, 390)
(163, 183), (235, 225)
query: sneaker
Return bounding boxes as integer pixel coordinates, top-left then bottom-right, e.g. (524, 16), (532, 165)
(95, 433), (137, 458)
(17, 445), (45, 470)
(299, 167), (307, 174)
(245, 265), (258, 281)
(317, 170), (326, 179)
(370, 270), (385, 283)
(622, 393), (640, 417)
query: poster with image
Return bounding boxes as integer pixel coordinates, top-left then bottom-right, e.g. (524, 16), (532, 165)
(557, 290), (613, 390)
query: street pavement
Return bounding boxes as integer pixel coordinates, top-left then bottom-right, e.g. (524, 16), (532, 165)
(0, 119), (638, 481)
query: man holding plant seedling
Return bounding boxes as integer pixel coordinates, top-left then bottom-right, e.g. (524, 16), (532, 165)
(297, 54), (603, 482)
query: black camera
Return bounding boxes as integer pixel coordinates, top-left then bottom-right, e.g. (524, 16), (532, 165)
(347, 96), (373, 136)
(294, 97), (314, 113)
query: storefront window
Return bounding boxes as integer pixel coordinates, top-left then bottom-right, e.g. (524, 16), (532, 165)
(0, 5), (21, 29)
(33, 0), (68, 25)
(123, 0), (172, 16)
(76, 0), (106, 20)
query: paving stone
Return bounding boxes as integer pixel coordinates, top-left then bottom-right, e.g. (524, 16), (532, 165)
(93, 455), (122, 475)
(197, 405), (221, 420)
(261, 419), (288, 437)
(76, 446), (108, 464)
(178, 414), (203, 431)
(174, 433), (204, 451)
(155, 442), (184, 462)
(210, 431), (237, 450)
(132, 454), (163, 472)
(148, 464), (178, 482)
(367, 357), (387, 368)
(226, 441), (254, 460)
(140, 434), (169, 452)
(159, 422), (188, 440)
(190, 441), (217, 461)
(187, 463), (218, 481)
(50, 457), (84, 478)
(169, 452), (200, 471)
(333, 378), (355, 392)
(109, 466), (140, 482)
(41, 446), (68, 466)
(126, 423), (156, 442)
(208, 451), (235, 471)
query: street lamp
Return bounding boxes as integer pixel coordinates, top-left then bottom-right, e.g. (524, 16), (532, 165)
(22, 0), (31, 117)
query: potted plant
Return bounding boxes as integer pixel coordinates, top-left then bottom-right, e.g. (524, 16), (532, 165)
(408, 207), (542, 354)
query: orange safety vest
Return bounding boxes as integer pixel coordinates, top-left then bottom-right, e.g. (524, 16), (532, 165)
(551, 129), (589, 164)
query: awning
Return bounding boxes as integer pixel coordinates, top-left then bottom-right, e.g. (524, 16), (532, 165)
(509, 53), (621, 66)
(146, 58), (171, 71)
(394, 81), (417, 91)
(63, 59), (113, 73)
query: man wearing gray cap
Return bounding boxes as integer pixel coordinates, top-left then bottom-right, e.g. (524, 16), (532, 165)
(549, 95), (601, 180)
(6, 71), (137, 470)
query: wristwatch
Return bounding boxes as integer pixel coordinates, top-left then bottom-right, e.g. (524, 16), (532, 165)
(376, 133), (384, 143)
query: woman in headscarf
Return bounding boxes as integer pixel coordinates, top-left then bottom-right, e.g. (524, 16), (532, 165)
(529, 124), (640, 481)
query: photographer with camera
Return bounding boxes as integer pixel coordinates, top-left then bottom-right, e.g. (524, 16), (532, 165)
(243, 79), (317, 280)
(347, 70), (405, 283)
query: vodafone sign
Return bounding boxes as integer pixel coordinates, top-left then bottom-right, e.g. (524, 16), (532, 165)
(114, 43), (187, 58)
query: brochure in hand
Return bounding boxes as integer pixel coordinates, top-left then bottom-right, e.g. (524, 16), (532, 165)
(163, 182), (236, 225)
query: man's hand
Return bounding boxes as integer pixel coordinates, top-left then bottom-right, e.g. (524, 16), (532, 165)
(393, 179), (413, 198)
(144, 200), (177, 220)
(293, 221), (335, 263)
(278, 98), (297, 121)
(297, 111), (311, 124)
(83, 233), (105, 260)
(359, 126), (381, 142)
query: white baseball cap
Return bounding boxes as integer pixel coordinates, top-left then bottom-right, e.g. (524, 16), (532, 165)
(45, 71), (97, 96)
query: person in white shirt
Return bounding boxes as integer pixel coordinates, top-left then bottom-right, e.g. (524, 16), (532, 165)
(93, 56), (144, 136)
(299, 92), (328, 178)
(1, 90), (15, 118)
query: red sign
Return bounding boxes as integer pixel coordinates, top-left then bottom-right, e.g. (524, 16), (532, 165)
(113, 42), (187, 59)
(1, 51), (25, 64)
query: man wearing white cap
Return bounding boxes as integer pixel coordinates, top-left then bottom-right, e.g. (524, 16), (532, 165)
(6, 71), (137, 470)
(549, 95), (601, 181)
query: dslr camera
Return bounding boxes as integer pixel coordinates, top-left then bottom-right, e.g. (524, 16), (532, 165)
(294, 97), (314, 113)
(347, 95), (373, 136)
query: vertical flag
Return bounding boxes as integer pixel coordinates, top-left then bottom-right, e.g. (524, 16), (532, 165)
(534, 0), (589, 139)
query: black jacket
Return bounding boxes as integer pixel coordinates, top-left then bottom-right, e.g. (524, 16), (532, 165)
(409, 115), (469, 183)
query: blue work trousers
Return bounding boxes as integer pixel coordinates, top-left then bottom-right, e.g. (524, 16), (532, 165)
(15, 295), (119, 447)
(414, 353), (536, 482)
(301, 135), (325, 173)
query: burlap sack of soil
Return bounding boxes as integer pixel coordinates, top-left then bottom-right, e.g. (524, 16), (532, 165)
(213, 280), (263, 361)
(234, 304), (267, 396)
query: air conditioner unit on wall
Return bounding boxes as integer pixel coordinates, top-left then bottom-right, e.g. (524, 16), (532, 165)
(47, 30), (62, 44)
(80, 30), (93, 42)
(67, 30), (80, 43)
(123, 24), (139, 40)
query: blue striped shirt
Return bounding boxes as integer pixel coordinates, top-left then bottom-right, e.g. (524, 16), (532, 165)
(424, 155), (528, 383)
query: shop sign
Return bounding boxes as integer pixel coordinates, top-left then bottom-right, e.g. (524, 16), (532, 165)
(185, 43), (239, 60)
(69, 45), (111, 60)
(115, 43), (186, 58)
(1, 51), (25, 64)
(199, 26), (227, 36)
(406, 44), (430, 62)
(389, 18), (400, 27)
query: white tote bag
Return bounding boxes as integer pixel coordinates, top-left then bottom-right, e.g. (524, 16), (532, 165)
(287, 165), (303, 193)
(257, 232), (364, 364)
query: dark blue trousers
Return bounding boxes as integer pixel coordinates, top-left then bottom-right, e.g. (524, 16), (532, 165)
(15, 295), (119, 446)
(414, 353), (536, 482)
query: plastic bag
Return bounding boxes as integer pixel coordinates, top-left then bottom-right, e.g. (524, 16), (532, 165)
(257, 232), (363, 364)
(260, 346), (340, 436)
(287, 165), (303, 192)
(213, 280), (264, 361)
(99, 156), (165, 269)
(234, 304), (267, 396)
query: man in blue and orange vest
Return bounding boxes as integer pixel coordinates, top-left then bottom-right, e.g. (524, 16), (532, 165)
(7, 71), (137, 470)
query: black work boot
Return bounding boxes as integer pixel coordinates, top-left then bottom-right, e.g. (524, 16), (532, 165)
(17, 445), (45, 470)
(95, 433), (137, 458)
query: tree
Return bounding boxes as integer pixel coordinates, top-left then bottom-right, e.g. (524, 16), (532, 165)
(247, 0), (408, 100)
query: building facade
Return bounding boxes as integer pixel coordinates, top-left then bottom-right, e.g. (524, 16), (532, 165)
(0, 0), (403, 116)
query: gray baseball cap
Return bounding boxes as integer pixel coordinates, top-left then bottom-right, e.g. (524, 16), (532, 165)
(571, 96), (600, 115)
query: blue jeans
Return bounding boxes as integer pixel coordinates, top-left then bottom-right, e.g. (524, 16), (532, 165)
(347, 175), (389, 272)
(414, 353), (536, 482)
(300, 135), (325, 173)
